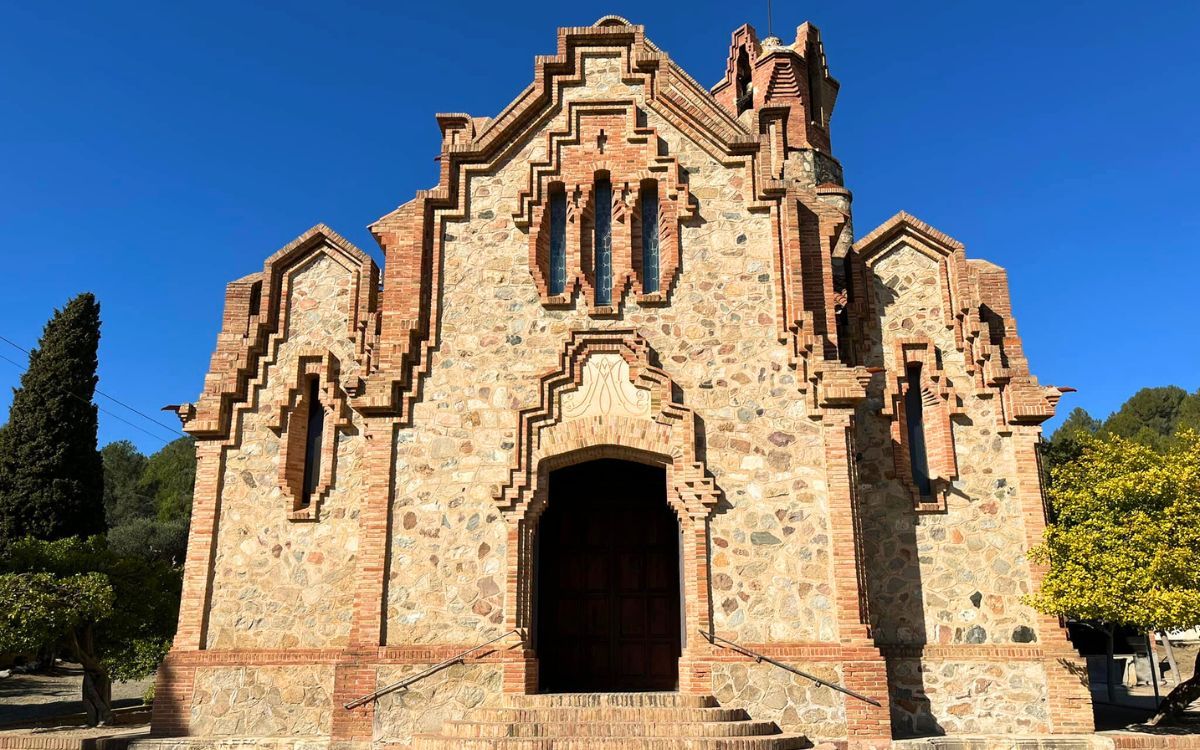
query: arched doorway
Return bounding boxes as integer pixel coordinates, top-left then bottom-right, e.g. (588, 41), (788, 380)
(535, 458), (682, 692)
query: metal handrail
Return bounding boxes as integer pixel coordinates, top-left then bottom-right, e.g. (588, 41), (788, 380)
(344, 629), (520, 709)
(698, 630), (881, 707)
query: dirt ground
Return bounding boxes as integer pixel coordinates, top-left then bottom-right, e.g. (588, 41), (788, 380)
(0, 663), (152, 727)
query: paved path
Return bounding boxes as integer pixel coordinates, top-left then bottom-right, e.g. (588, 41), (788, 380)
(0, 664), (151, 727)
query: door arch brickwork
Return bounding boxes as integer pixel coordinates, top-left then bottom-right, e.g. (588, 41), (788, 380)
(493, 329), (720, 694)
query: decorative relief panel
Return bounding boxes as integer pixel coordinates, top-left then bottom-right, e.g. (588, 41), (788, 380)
(560, 353), (652, 420)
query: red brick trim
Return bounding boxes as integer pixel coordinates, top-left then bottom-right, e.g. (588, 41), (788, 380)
(516, 100), (693, 310)
(1010, 426), (1095, 733)
(850, 212), (1068, 428)
(177, 225), (378, 439)
(711, 23), (838, 153)
(493, 329), (721, 693)
(881, 338), (964, 512)
(823, 412), (891, 741)
(1109, 733), (1200, 749)
(878, 644), (1049, 661)
(270, 351), (354, 521)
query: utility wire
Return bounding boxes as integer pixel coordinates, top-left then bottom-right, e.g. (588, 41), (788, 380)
(0, 333), (185, 439)
(0, 351), (175, 446)
(0, 350), (191, 521)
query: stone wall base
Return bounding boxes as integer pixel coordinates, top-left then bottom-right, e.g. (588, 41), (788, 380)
(891, 736), (1113, 750)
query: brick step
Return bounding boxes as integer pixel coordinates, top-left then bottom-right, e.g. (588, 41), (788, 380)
(411, 735), (812, 750)
(440, 718), (782, 738)
(504, 693), (718, 708)
(415, 693), (808, 750)
(467, 706), (751, 723)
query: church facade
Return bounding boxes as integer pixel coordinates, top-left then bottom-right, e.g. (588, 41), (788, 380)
(148, 17), (1095, 749)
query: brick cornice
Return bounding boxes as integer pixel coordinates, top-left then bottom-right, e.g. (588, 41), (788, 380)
(850, 211), (1069, 427)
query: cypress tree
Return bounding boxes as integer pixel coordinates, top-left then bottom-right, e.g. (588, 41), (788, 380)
(0, 293), (105, 544)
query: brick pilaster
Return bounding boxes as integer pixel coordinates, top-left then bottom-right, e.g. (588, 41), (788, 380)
(1011, 426), (1095, 733)
(331, 418), (398, 743)
(823, 411), (892, 741)
(151, 439), (226, 737)
(147, 655), (196, 738)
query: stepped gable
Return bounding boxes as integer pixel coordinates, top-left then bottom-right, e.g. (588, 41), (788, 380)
(152, 13), (1097, 750)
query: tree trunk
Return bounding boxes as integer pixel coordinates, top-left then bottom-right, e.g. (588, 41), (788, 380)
(1147, 649), (1200, 726)
(1148, 632), (1163, 705)
(1161, 632), (1181, 686)
(69, 626), (112, 726)
(1106, 623), (1116, 704)
(81, 668), (112, 726)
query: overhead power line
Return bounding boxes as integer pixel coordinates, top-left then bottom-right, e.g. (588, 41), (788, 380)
(0, 351), (178, 447)
(0, 333), (186, 439)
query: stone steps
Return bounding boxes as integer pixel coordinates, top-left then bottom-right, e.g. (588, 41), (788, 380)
(411, 738), (812, 750)
(440, 718), (782, 738)
(504, 693), (718, 708)
(411, 692), (810, 750)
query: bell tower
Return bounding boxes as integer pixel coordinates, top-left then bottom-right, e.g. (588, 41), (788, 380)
(712, 22), (839, 158)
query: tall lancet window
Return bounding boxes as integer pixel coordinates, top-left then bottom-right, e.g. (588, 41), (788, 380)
(593, 174), (613, 305)
(640, 183), (660, 293)
(301, 377), (325, 507)
(903, 363), (931, 497)
(735, 46), (753, 114)
(548, 186), (567, 295)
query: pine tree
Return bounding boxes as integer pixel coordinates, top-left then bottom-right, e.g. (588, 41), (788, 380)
(0, 294), (105, 545)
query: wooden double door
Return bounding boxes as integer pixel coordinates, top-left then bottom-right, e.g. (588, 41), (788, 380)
(535, 459), (682, 692)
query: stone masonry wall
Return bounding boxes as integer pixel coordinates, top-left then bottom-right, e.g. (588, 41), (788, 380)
(205, 253), (368, 650)
(373, 663), (505, 744)
(189, 665), (335, 737)
(887, 658), (1048, 737)
(384, 52), (835, 651)
(855, 241), (1054, 732)
(857, 243), (1042, 647)
(712, 662), (847, 738)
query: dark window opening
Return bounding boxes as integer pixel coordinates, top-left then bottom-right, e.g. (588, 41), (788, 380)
(549, 186), (567, 295)
(248, 281), (262, 316)
(735, 46), (753, 114)
(301, 377), (324, 507)
(806, 43), (825, 127)
(904, 363), (931, 497)
(640, 183), (660, 294)
(593, 175), (613, 305)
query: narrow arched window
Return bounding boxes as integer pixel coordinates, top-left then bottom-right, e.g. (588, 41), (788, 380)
(735, 46), (753, 114)
(904, 363), (931, 497)
(548, 186), (567, 295)
(593, 175), (613, 305)
(806, 43), (825, 127)
(640, 183), (660, 294)
(300, 377), (324, 507)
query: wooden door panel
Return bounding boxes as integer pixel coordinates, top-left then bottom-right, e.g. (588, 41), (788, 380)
(536, 459), (681, 692)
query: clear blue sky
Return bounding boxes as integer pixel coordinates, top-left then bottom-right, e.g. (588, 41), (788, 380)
(1, 1), (1197, 454)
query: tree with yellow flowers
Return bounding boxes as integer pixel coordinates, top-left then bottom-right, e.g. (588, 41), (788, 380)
(1029, 430), (1200, 724)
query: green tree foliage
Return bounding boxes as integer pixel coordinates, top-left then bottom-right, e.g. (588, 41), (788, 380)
(0, 536), (180, 724)
(101, 437), (193, 565)
(1043, 387), (1200, 477)
(1030, 431), (1200, 723)
(101, 441), (149, 527)
(1030, 432), (1200, 627)
(1042, 407), (1101, 477)
(142, 437), (196, 523)
(1102, 386), (1191, 450)
(0, 294), (105, 545)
